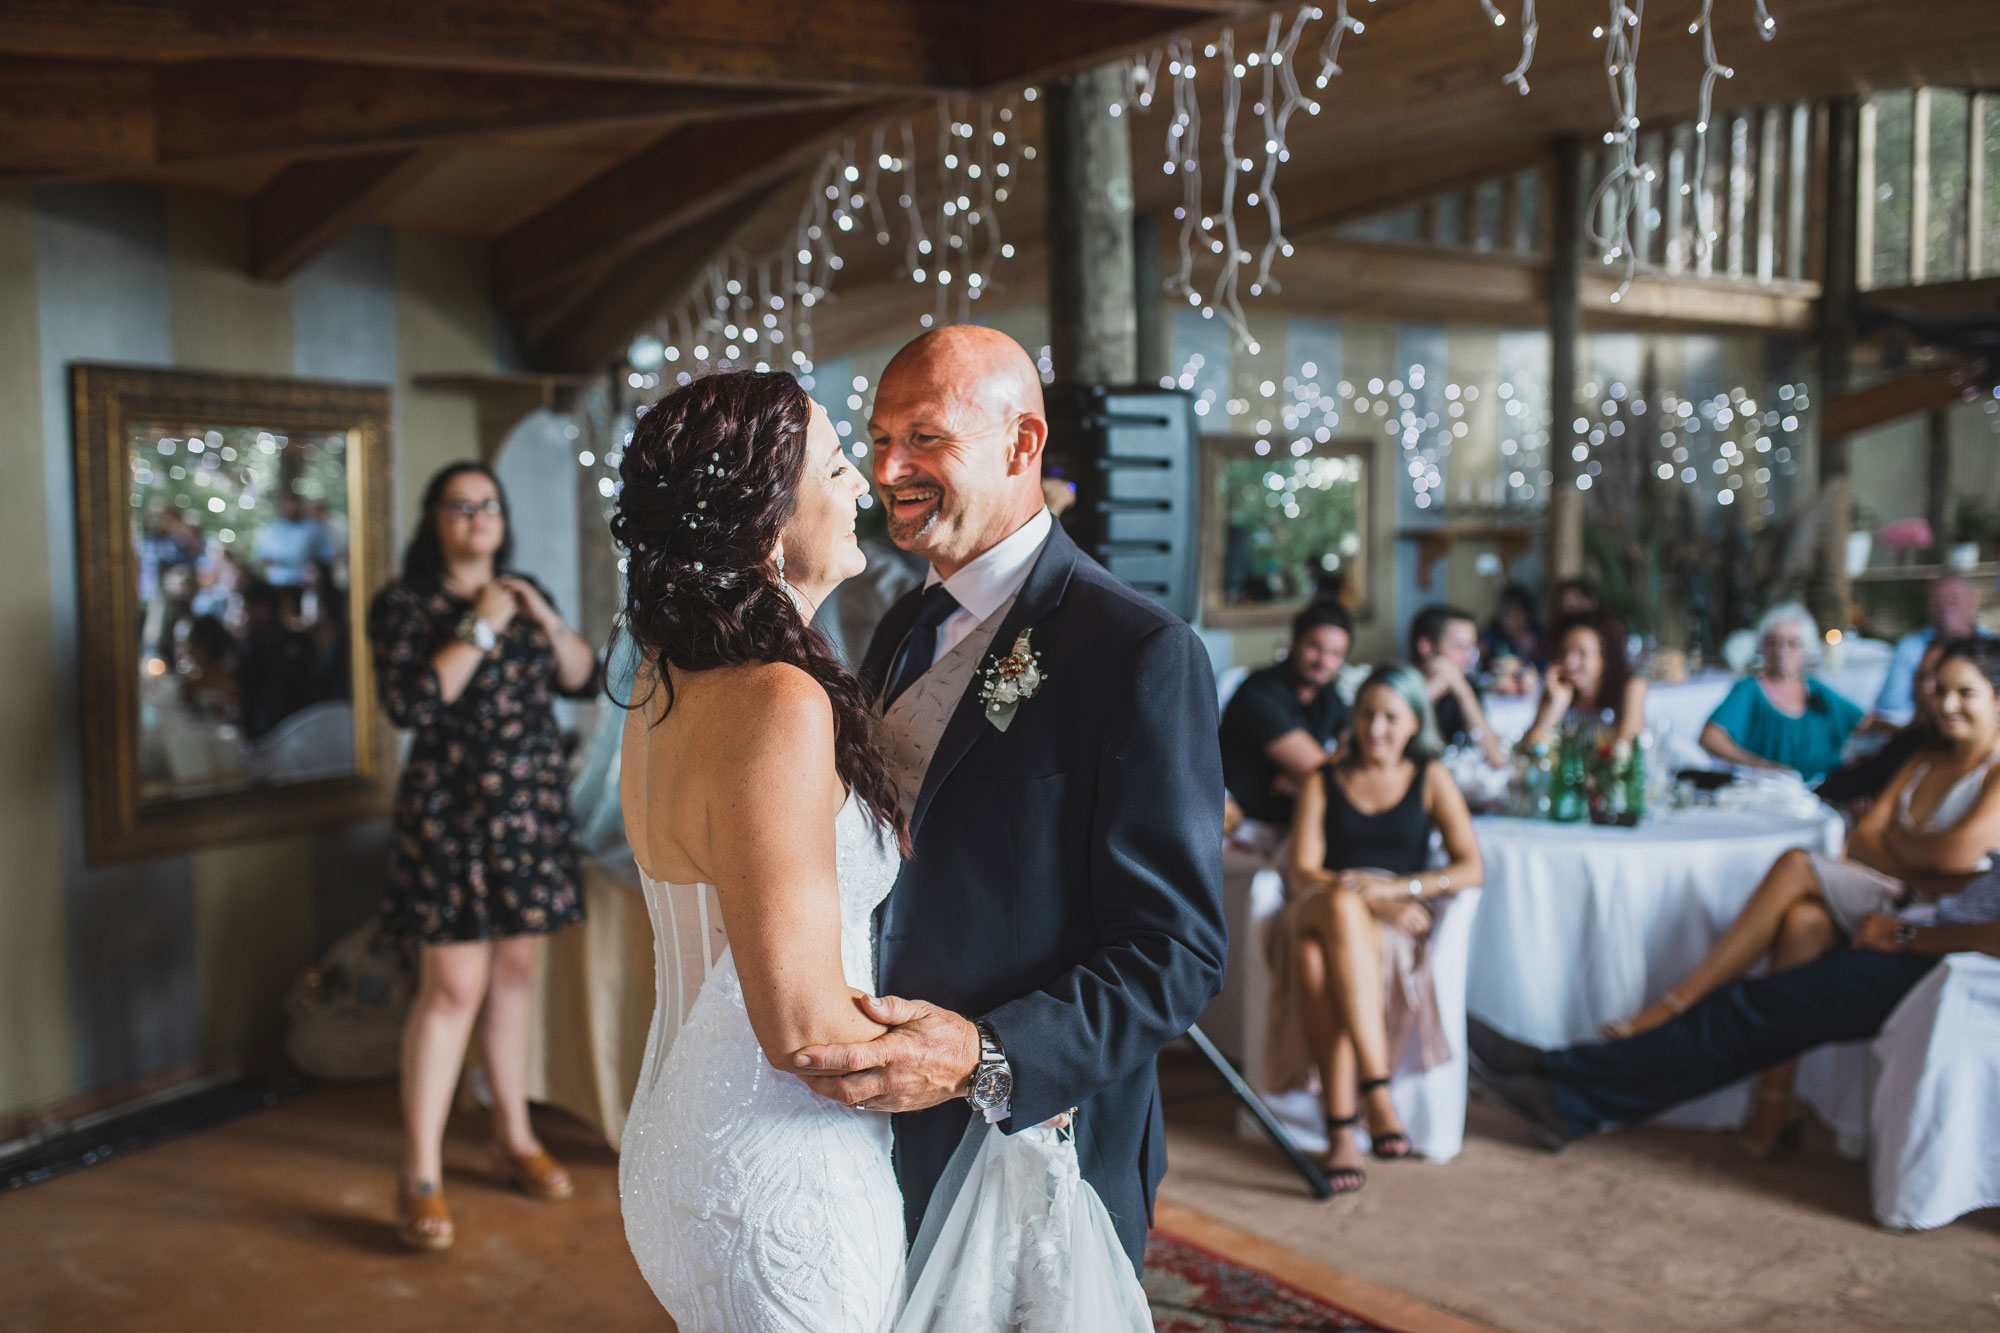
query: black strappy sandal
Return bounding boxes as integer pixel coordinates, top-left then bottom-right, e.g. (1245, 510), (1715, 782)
(1319, 1114), (1366, 1195)
(1358, 1077), (1413, 1161)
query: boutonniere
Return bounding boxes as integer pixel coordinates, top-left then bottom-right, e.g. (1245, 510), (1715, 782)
(978, 628), (1045, 732)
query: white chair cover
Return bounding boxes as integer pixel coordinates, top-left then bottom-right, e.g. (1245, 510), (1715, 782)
(1868, 952), (2000, 1230)
(1236, 873), (1485, 1163)
(241, 700), (354, 784)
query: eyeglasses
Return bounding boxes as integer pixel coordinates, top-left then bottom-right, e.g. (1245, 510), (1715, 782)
(438, 499), (503, 518)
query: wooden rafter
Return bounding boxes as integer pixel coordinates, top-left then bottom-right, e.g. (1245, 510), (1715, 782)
(0, 55), (852, 174)
(155, 61), (847, 163)
(247, 151), (424, 282)
(0, 0), (981, 89)
(1256, 140), (1552, 241)
(0, 55), (152, 174)
(496, 103), (890, 312)
(528, 186), (793, 372)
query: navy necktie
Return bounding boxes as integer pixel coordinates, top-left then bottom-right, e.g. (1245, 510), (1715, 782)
(882, 584), (962, 708)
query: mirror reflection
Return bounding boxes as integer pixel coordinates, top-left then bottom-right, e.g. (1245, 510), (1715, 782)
(131, 422), (356, 799)
(1212, 447), (1368, 611)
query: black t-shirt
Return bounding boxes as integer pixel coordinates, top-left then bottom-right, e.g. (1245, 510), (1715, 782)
(1434, 683), (1483, 746)
(1220, 664), (1349, 826)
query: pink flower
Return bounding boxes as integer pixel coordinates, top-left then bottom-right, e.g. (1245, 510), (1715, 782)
(1880, 518), (1934, 553)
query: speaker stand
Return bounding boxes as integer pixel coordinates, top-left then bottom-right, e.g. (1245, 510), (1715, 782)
(1181, 1023), (1334, 1200)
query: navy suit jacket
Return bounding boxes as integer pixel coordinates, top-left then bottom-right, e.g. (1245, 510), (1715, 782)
(859, 523), (1227, 1267)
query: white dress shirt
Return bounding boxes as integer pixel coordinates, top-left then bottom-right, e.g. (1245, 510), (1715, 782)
(923, 507), (1054, 669)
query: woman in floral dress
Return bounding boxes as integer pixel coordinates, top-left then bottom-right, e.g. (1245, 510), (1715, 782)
(367, 461), (599, 1251)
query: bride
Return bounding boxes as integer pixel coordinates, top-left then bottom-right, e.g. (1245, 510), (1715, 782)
(611, 371), (1147, 1331)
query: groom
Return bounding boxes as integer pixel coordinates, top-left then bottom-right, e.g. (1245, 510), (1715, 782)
(794, 325), (1227, 1269)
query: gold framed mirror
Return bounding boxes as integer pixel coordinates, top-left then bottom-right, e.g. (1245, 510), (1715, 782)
(1199, 434), (1373, 628)
(71, 364), (395, 864)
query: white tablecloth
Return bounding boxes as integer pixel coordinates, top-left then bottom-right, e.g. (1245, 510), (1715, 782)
(1467, 806), (1872, 1138)
(1481, 656), (1892, 771)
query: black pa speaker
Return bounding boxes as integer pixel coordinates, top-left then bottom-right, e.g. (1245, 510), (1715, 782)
(1044, 383), (1201, 623)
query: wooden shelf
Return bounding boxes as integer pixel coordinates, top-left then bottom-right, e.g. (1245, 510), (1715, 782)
(1397, 522), (1537, 590)
(1853, 561), (1998, 584)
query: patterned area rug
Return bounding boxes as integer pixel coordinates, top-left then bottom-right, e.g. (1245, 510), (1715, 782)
(1144, 1229), (1395, 1332)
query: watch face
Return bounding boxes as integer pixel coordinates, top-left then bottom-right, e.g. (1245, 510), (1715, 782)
(972, 1064), (1012, 1108)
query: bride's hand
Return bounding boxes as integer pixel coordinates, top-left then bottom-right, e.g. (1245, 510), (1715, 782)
(793, 994), (981, 1113)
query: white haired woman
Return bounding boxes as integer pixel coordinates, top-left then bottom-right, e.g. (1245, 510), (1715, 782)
(1699, 601), (1864, 783)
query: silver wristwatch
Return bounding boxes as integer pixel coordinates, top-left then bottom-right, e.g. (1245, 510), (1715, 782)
(967, 1021), (1013, 1118)
(456, 612), (497, 653)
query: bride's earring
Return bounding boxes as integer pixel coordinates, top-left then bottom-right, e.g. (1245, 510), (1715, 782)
(774, 552), (787, 583)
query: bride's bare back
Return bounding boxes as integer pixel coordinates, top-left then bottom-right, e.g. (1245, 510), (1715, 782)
(620, 656), (885, 1065)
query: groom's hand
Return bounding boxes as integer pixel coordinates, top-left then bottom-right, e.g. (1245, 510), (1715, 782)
(792, 995), (981, 1113)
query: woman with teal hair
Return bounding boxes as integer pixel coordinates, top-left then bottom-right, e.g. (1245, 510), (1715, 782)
(1266, 664), (1484, 1194)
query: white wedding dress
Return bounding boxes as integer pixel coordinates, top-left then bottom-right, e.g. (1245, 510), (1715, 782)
(622, 791), (906, 1331)
(619, 791), (1151, 1333)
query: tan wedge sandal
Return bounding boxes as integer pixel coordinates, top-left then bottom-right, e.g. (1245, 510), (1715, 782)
(491, 1142), (574, 1202)
(397, 1179), (454, 1251)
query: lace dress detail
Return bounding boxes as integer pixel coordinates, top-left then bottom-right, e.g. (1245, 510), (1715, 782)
(621, 792), (907, 1332)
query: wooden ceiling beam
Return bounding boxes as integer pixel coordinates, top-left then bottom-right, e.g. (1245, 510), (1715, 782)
(1272, 140), (1553, 240)
(0, 0), (980, 90)
(247, 150), (424, 282)
(0, 55), (850, 175)
(0, 56), (152, 173)
(156, 61), (847, 162)
(496, 104), (888, 312)
(976, 1), (1283, 86)
(526, 186), (791, 373)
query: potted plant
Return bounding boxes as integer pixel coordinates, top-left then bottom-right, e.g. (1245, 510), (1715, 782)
(1879, 517), (1934, 566)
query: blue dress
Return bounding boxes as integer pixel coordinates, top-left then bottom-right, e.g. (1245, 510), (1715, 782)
(1705, 675), (1864, 782)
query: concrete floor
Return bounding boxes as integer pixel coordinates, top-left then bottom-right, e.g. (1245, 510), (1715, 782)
(1155, 1053), (2000, 1333)
(5, 1068), (1998, 1331)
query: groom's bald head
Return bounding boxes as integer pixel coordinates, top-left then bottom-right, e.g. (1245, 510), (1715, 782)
(868, 326), (1050, 578)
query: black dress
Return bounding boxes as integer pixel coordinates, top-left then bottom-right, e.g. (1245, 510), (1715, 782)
(1321, 758), (1431, 876)
(367, 577), (594, 945)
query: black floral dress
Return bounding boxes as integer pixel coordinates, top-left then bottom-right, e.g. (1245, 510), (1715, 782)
(367, 577), (595, 945)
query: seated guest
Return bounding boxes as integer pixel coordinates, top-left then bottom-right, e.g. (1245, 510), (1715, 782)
(1219, 602), (1352, 831)
(1555, 576), (1602, 619)
(1411, 604), (1508, 768)
(1816, 641), (1945, 812)
(1699, 602), (1864, 782)
(1522, 612), (1648, 745)
(1482, 582), (1545, 685)
(1472, 873), (2000, 1157)
(1594, 638), (2000, 1152)
(1266, 666), (1483, 1193)
(1869, 574), (1984, 728)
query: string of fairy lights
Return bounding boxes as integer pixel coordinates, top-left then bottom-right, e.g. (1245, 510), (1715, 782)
(588, 1), (1801, 525)
(619, 2), (1781, 381)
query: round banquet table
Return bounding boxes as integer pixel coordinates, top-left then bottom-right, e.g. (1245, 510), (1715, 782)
(1468, 805), (1872, 1139)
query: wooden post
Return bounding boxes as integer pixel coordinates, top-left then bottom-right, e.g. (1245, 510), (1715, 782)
(1971, 94), (1989, 278)
(1819, 98), (1862, 626)
(1043, 64), (1137, 385)
(1133, 208), (1166, 386)
(1546, 135), (1587, 596)
(1926, 410), (1952, 563)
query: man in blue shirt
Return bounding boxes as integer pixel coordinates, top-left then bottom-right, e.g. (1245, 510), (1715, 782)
(254, 495), (336, 588)
(1871, 575), (1983, 726)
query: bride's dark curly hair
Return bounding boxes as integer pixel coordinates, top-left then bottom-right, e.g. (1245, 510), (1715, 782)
(609, 370), (907, 847)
